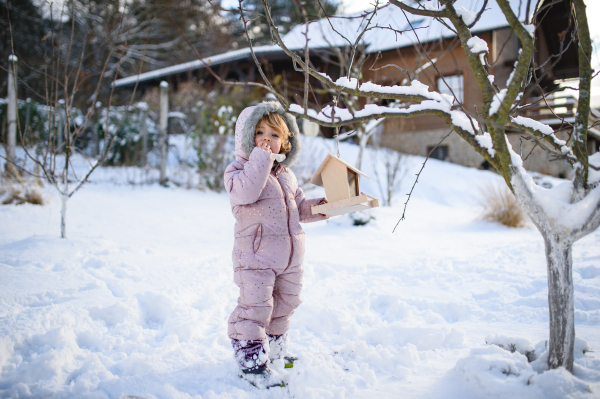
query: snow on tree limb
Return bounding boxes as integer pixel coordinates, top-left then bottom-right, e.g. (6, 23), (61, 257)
(509, 116), (575, 160)
(492, 0), (535, 125)
(287, 101), (499, 170)
(508, 144), (600, 242)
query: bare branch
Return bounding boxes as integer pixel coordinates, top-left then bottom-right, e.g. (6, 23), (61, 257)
(393, 129), (453, 232)
(389, 0), (447, 18)
(163, 7), (287, 106)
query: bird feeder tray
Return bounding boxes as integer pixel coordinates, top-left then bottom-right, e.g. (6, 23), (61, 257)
(310, 153), (379, 216)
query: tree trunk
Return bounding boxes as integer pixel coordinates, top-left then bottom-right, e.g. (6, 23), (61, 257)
(141, 108), (148, 168)
(355, 128), (368, 170)
(159, 81), (169, 186)
(7, 56), (17, 177)
(544, 234), (575, 372)
(60, 194), (68, 239)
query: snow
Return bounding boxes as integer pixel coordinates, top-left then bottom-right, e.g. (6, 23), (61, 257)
(524, 24), (536, 37)
(490, 89), (508, 116)
(318, 75), (445, 102)
(135, 102), (148, 111)
(511, 116), (573, 156)
(282, 0), (528, 55)
(8, 54), (17, 62)
(168, 111), (187, 119)
(449, 110), (479, 135)
(289, 79), (483, 137)
(290, 100), (454, 126)
(467, 36), (489, 65)
(511, 116), (554, 136)
(475, 132), (495, 157)
(335, 76), (360, 90)
(508, 143), (600, 232)
(456, 6), (477, 26)
(159, 81), (169, 88)
(1, 138), (599, 398)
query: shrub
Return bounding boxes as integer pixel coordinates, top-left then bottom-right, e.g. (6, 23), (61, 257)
(98, 104), (158, 166)
(479, 183), (528, 228)
(0, 171), (44, 205)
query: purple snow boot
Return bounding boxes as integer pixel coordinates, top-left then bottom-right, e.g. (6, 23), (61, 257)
(232, 339), (284, 389)
(268, 333), (298, 368)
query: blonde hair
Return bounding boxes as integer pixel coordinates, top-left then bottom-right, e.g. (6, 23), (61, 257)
(255, 113), (292, 154)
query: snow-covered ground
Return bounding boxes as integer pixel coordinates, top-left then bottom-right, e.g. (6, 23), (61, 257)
(1, 138), (599, 399)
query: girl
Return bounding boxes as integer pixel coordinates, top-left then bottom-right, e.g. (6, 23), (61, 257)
(224, 102), (327, 388)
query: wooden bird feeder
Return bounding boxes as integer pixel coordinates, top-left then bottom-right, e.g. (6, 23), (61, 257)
(310, 154), (379, 216)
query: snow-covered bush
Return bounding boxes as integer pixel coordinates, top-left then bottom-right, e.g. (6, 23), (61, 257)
(0, 99), (50, 146)
(350, 209), (374, 226)
(99, 105), (158, 166)
(479, 183), (528, 228)
(486, 334), (538, 362)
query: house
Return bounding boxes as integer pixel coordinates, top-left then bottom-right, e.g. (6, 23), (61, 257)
(113, 0), (598, 178)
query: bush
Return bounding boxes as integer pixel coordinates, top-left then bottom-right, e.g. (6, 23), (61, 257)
(99, 104), (158, 166)
(0, 171), (44, 205)
(479, 183), (528, 228)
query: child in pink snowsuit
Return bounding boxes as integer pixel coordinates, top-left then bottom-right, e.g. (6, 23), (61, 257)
(224, 102), (327, 384)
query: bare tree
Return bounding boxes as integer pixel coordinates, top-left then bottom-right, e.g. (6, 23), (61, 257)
(246, 0), (599, 373)
(3, 1), (145, 238)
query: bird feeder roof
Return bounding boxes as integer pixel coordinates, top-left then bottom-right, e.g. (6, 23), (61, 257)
(310, 153), (370, 187)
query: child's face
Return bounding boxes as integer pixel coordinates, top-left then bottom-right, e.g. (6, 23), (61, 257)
(254, 121), (283, 154)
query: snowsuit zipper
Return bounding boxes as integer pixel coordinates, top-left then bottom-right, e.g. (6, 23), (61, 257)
(273, 166), (294, 267)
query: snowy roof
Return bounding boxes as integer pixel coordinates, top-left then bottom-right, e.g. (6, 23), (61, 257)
(113, 45), (281, 88)
(282, 0), (528, 54)
(114, 0), (527, 88)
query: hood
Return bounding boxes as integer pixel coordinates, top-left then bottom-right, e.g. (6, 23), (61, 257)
(234, 101), (302, 167)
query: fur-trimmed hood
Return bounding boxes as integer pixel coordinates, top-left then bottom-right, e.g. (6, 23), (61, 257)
(234, 102), (302, 167)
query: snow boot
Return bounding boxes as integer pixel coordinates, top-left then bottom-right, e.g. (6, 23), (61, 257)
(239, 365), (285, 389)
(268, 333), (298, 368)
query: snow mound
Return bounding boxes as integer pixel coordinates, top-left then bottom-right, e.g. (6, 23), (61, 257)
(453, 345), (592, 399)
(485, 334), (537, 361)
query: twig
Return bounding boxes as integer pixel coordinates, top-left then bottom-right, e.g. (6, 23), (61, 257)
(393, 129), (453, 232)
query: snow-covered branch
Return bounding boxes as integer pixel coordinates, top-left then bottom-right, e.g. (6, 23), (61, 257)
(287, 102), (499, 170)
(509, 116), (575, 161)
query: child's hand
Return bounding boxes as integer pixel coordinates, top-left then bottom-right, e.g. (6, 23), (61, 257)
(318, 198), (329, 217)
(258, 141), (272, 153)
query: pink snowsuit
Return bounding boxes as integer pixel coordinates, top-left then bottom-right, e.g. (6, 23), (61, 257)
(224, 102), (326, 370)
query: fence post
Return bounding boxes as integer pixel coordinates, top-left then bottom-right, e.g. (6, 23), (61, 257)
(93, 101), (101, 157)
(139, 103), (148, 168)
(159, 81), (169, 185)
(25, 98), (31, 136)
(6, 55), (17, 177)
(57, 99), (64, 153)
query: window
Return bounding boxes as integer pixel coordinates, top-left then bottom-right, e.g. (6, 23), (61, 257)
(428, 145), (448, 161)
(437, 74), (464, 104)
